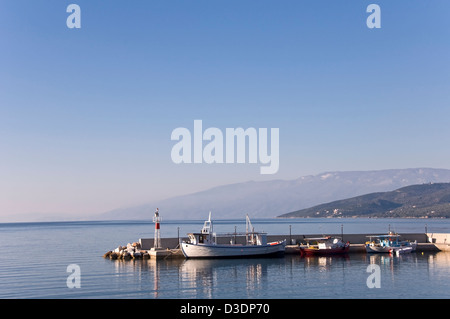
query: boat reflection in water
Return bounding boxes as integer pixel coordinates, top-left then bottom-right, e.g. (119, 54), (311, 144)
(113, 250), (449, 299)
(180, 258), (274, 298)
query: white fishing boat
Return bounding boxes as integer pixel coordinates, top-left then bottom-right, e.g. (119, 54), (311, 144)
(180, 213), (286, 259)
(365, 233), (417, 254)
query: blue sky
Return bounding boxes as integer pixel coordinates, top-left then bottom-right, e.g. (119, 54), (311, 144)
(1, 1), (450, 220)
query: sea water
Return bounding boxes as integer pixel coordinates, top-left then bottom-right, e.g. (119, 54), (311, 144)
(0, 218), (449, 299)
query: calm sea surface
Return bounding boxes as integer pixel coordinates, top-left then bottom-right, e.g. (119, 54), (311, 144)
(0, 218), (449, 299)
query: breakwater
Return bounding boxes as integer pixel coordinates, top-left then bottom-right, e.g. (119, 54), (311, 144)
(103, 232), (450, 260)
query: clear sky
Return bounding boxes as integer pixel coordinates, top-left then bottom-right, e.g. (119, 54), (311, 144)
(1, 1), (450, 221)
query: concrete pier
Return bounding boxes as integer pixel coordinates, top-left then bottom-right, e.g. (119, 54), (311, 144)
(147, 248), (173, 258)
(139, 232), (431, 250)
(132, 232), (448, 259)
(104, 232), (449, 260)
(426, 232), (450, 252)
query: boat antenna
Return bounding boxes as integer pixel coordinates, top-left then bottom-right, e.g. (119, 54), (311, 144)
(246, 214), (254, 233)
(246, 214), (255, 244)
(209, 211), (213, 234)
(202, 211), (213, 234)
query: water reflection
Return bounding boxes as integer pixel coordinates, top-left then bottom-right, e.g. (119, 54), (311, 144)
(302, 255), (350, 268)
(108, 252), (450, 299)
(180, 259), (220, 298)
(179, 258), (273, 298)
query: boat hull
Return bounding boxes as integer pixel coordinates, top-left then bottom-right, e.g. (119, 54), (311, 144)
(300, 245), (350, 256)
(366, 242), (417, 254)
(391, 246), (414, 256)
(181, 241), (286, 259)
(365, 245), (392, 253)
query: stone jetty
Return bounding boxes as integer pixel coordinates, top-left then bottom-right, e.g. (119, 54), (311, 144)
(103, 241), (183, 260)
(103, 242), (151, 260)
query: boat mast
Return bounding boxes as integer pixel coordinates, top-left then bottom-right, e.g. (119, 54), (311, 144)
(246, 214), (255, 245)
(202, 211), (213, 234)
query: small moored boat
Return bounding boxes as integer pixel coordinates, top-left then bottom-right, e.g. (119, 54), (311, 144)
(391, 245), (414, 256)
(299, 236), (350, 256)
(365, 232), (417, 254)
(181, 213), (286, 259)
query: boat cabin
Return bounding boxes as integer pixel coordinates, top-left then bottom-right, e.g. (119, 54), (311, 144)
(247, 232), (268, 246)
(186, 212), (215, 245)
(366, 234), (401, 247)
(187, 232), (215, 245)
(184, 212), (269, 247)
(303, 236), (344, 249)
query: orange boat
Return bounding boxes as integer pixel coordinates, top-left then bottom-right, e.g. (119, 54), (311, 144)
(300, 236), (350, 256)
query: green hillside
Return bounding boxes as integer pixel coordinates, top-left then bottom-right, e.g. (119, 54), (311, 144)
(279, 183), (450, 218)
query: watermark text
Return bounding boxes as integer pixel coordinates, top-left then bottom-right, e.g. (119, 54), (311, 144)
(171, 120), (279, 174)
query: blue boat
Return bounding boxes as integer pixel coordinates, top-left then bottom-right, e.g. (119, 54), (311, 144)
(365, 232), (417, 254)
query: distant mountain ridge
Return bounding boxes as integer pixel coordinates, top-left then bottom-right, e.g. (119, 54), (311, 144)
(99, 168), (450, 220)
(278, 183), (450, 218)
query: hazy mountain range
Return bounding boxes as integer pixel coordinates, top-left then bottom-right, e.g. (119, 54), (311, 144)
(98, 168), (450, 220)
(279, 182), (450, 218)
